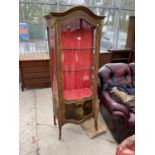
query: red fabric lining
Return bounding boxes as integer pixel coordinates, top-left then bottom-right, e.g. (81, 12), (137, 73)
(64, 88), (93, 100)
(61, 19), (94, 100)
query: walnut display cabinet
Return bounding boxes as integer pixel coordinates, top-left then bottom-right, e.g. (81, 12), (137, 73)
(45, 6), (104, 139)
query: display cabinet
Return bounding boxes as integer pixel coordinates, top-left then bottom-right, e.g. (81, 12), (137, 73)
(45, 6), (104, 139)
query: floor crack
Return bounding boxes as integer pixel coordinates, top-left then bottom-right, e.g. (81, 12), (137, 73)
(33, 90), (40, 155)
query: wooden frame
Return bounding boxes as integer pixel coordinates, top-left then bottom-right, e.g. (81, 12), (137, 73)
(45, 6), (104, 139)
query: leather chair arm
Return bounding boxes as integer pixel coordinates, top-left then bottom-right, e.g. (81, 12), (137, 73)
(101, 91), (129, 117)
(112, 111), (129, 125)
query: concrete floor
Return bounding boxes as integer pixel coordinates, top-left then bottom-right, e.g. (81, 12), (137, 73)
(19, 88), (118, 155)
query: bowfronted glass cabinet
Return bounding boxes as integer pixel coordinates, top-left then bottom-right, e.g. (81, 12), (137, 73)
(45, 6), (104, 139)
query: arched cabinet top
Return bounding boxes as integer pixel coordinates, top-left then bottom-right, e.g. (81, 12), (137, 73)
(45, 5), (105, 27)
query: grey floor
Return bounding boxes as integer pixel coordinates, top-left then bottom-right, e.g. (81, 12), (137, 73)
(19, 88), (118, 155)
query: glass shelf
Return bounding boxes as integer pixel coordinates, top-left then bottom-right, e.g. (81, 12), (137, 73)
(63, 68), (92, 72)
(62, 48), (95, 51)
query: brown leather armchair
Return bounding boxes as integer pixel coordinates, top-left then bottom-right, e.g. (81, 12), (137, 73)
(98, 63), (135, 143)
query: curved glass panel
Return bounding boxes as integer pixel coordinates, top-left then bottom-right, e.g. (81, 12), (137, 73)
(60, 19), (94, 100)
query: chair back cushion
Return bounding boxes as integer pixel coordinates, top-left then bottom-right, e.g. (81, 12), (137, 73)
(98, 63), (133, 91)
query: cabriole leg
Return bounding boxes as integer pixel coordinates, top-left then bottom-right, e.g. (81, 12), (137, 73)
(95, 117), (98, 130)
(58, 123), (62, 140)
(53, 115), (57, 126)
(94, 99), (99, 130)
